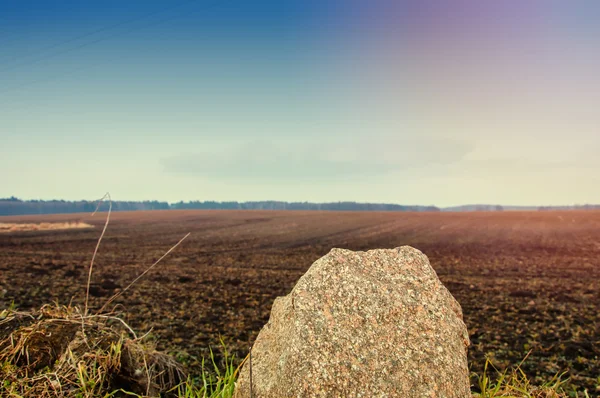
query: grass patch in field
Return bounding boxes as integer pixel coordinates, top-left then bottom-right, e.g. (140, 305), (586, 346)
(174, 341), (241, 398)
(472, 354), (592, 398)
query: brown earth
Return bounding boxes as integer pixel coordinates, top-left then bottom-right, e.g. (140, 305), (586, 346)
(0, 210), (598, 393)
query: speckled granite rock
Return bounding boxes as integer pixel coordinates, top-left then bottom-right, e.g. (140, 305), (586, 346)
(234, 246), (471, 398)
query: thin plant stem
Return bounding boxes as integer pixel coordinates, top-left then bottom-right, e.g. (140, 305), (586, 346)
(98, 232), (191, 314)
(84, 192), (112, 316)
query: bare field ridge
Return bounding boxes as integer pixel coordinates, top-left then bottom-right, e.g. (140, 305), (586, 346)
(0, 221), (93, 233)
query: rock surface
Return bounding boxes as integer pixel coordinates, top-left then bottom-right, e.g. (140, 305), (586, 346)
(234, 246), (471, 398)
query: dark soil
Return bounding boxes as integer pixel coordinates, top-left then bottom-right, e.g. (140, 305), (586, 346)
(0, 210), (598, 393)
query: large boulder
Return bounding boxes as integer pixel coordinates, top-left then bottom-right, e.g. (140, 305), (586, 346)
(234, 246), (471, 398)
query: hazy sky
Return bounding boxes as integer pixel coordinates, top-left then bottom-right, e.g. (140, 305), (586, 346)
(1, 1), (599, 206)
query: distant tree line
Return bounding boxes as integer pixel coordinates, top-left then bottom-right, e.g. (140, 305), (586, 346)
(169, 200), (439, 212)
(442, 204), (504, 212)
(537, 204), (600, 211)
(0, 197), (169, 216)
(2, 197), (598, 216)
(0, 197), (438, 216)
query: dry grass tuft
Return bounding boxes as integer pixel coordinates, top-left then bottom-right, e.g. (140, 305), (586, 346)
(472, 352), (591, 398)
(0, 303), (186, 397)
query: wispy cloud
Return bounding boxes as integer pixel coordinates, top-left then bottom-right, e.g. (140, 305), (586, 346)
(160, 137), (473, 181)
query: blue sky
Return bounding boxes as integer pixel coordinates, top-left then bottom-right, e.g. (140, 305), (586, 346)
(1, 1), (599, 206)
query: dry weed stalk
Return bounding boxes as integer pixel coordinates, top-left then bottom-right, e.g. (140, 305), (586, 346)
(98, 232), (191, 314)
(84, 192), (112, 316)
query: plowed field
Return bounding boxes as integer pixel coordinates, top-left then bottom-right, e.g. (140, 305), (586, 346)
(1, 210), (598, 392)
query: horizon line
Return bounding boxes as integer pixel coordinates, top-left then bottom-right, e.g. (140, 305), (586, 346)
(1, 196), (599, 209)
